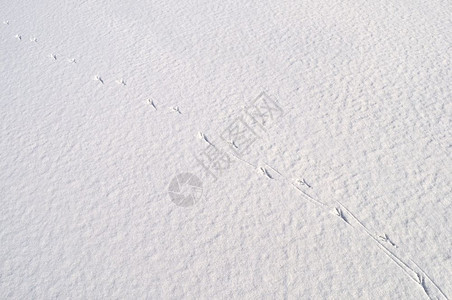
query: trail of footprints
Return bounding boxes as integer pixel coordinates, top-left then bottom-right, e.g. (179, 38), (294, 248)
(4, 18), (449, 300)
(5, 20), (128, 89)
(142, 82), (447, 298)
(5, 20), (189, 115)
(193, 133), (448, 298)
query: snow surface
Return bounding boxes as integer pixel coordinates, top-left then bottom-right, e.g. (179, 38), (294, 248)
(1, 0), (451, 299)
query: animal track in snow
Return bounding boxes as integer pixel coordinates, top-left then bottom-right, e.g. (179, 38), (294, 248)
(15, 34), (21, 40)
(30, 37), (37, 42)
(417, 273), (425, 286)
(116, 79), (126, 85)
(378, 233), (397, 248)
(259, 167), (272, 179)
(198, 132), (211, 145)
(50, 54), (57, 60)
(227, 140), (238, 148)
(93, 75), (104, 84)
(334, 207), (349, 224)
(195, 115), (447, 300)
(147, 99), (157, 110)
(296, 178), (312, 188)
(171, 106), (181, 114)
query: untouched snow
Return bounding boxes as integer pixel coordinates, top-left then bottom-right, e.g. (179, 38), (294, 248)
(1, 0), (451, 299)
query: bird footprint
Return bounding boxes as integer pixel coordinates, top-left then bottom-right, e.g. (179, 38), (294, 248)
(171, 106), (181, 114)
(198, 132), (211, 144)
(259, 167), (272, 179)
(93, 75), (104, 84)
(147, 99), (157, 110)
(228, 140), (238, 148)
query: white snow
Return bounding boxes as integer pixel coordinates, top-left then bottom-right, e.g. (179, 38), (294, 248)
(1, 0), (451, 299)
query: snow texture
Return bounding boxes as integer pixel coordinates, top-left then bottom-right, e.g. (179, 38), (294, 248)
(1, 0), (451, 299)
